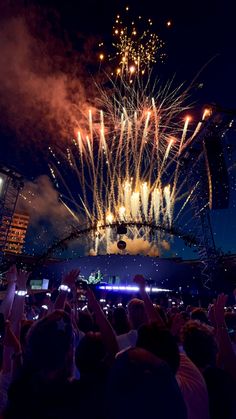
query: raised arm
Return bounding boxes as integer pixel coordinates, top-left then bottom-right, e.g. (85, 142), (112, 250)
(214, 293), (236, 381)
(133, 275), (164, 326)
(86, 287), (119, 358)
(9, 270), (30, 339)
(0, 321), (22, 416)
(0, 266), (17, 320)
(2, 321), (21, 374)
(54, 269), (80, 310)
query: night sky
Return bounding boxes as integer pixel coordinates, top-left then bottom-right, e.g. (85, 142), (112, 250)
(0, 0), (235, 259)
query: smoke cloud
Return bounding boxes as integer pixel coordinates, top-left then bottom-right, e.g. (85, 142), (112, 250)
(161, 239), (171, 251)
(108, 237), (160, 257)
(16, 175), (77, 252)
(106, 237), (171, 257)
(0, 9), (95, 148)
(17, 175), (73, 226)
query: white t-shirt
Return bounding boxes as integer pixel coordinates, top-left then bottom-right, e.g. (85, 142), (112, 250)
(176, 353), (210, 419)
(116, 329), (138, 351)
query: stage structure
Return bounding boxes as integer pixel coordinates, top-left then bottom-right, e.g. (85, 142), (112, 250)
(38, 107), (234, 291)
(0, 165), (24, 264)
(180, 108), (232, 288)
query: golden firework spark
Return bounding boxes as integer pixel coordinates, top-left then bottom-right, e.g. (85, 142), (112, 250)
(98, 6), (165, 78)
(112, 12), (165, 76)
(49, 74), (211, 255)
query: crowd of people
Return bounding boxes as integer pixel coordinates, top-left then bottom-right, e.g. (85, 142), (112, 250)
(0, 265), (236, 418)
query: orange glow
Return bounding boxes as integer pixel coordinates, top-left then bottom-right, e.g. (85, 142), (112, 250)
(167, 20), (172, 27)
(185, 115), (192, 122)
(99, 54), (104, 60)
(129, 65), (135, 73)
(106, 213), (114, 224)
(203, 108), (211, 119)
(169, 136), (176, 144)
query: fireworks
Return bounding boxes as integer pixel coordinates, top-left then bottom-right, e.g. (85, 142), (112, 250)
(45, 7), (212, 257)
(98, 7), (165, 78)
(49, 74), (210, 256)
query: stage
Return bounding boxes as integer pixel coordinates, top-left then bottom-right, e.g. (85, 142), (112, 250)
(40, 254), (202, 294)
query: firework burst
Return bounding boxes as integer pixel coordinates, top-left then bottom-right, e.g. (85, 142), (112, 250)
(45, 7), (212, 257)
(98, 6), (165, 79)
(49, 73), (210, 256)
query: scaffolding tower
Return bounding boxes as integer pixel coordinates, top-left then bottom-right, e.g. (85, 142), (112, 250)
(0, 165), (24, 264)
(182, 110), (232, 289)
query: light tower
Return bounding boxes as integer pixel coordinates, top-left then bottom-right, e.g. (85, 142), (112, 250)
(0, 165), (24, 264)
(181, 109), (231, 289)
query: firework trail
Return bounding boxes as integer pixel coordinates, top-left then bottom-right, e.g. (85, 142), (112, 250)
(48, 72), (210, 255)
(47, 8), (211, 256)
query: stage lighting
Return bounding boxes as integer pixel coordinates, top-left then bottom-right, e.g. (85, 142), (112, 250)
(117, 240), (126, 250)
(117, 224), (127, 235)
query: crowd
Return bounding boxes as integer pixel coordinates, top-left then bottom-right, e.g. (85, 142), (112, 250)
(0, 265), (235, 419)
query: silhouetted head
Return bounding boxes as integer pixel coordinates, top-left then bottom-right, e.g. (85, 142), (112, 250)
(77, 310), (94, 333)
(182, 320), (218, 369)
(112, 306), (130, 335)
(107, 348), (187, 419)
(137, 322), (180, 374)
(24, 310), (73, 379)
(127, 298), (147, 330)
(191, 308), (209, 324)
(75, 332), (106, 377)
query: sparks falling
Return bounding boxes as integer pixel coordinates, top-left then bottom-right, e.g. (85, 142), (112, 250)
(98, 6), (165, 79)
(49, 74), (210, 256)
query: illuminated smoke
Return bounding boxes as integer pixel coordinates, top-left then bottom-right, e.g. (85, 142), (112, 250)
(17, 175), (76, 251)
(0, 13), (93, 147)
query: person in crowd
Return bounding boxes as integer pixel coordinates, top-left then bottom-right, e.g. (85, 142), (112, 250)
(182, 318), (236, 419)
(1, 265), (236, 419)
(0, 267), (30, 415)
(74, 285), (119, 418)
(191, 308), (209, 324)
(4, 310), (79, 419)
(137, 322), (180, 374)
(77, 309), (94, 333)
(106, 347), (187, 419)
(112, 306), (130, 336)
(116, 298), (147, 350)
(134, 275), (210, 419)
(224, 311), (236, 354)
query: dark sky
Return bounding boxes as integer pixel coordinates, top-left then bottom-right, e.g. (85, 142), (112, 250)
(0, 0), (235, 258)
(33, 0), (236, 106)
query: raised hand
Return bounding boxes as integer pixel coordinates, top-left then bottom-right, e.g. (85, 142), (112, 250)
(86, 287), (97, 312)
(62, 269), (80, 289)
(133, 274), (146, 289)
(208, 303), (216, 328)
(16, 269), (31, 291)
(214, 293), (228, 327)
(6, 265), (17, 284)
(3, 320), (21, 352)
